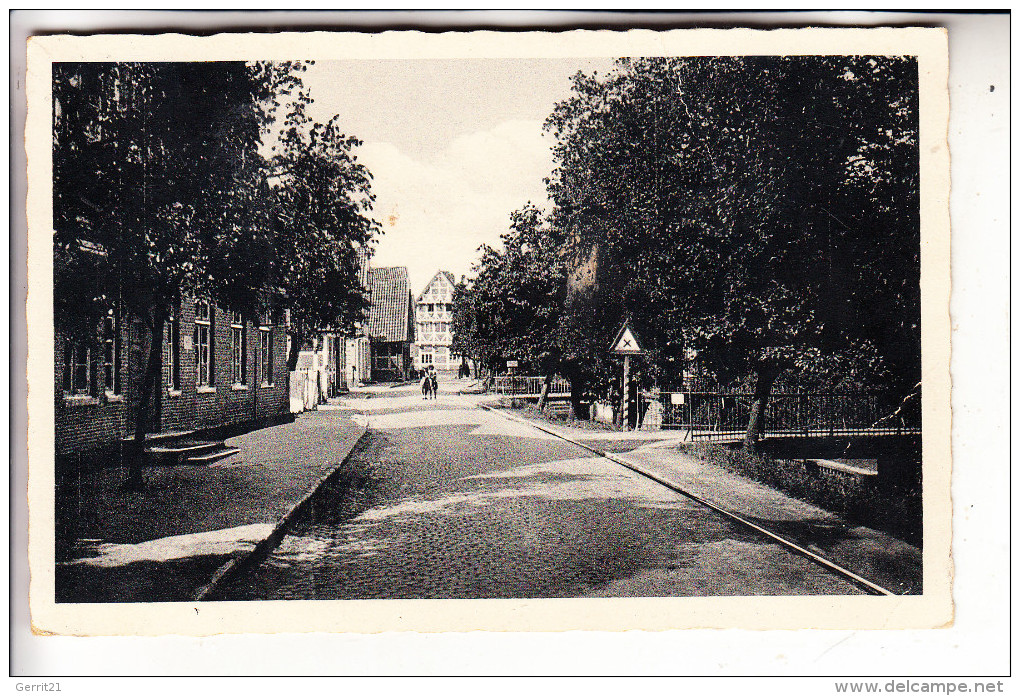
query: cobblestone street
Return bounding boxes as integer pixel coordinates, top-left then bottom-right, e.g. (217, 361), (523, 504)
(25, 26), (979, 672)
(220, 381), (863, 599)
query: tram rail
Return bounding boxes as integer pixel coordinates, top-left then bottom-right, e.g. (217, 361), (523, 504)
(480, 403), (898, 597)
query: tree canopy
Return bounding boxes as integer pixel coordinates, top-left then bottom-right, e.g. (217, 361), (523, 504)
(52, 60), (381, 483)
(53, 62), (273, 331)
(543, 56), (920, 425)
(451, 205), (567, 375)
(267, 86), (380, 368)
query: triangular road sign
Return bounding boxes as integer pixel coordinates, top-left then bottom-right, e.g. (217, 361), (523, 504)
(610, 321), (644, 354)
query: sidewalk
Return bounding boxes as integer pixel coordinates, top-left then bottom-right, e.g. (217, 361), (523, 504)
(55, 409), (366, 603)
(616, 445), (923, 594)
(488, 406), (922, 595)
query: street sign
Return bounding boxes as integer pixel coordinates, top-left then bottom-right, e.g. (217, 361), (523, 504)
(610, 320), (645, 430)
(506, 360), (519, 368)
(610, 321), (644, 355)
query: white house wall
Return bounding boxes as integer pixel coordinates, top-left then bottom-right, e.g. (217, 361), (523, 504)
(414, 270), (460, 373)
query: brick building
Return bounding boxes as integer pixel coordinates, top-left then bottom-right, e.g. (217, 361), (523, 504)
(55, 297), (290, 458)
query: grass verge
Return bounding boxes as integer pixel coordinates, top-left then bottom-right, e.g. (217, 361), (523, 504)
(679, 442), (922, 547)
(505, 402), (621, 433)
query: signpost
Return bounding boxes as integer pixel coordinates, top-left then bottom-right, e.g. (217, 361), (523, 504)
(610, 320), (644, 429)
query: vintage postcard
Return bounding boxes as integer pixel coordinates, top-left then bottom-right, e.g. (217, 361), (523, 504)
(26, 27), (951, 635)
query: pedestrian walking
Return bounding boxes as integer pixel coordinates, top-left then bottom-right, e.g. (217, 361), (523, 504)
(429, 368), (439, 399)
(421, 371), (432, 400)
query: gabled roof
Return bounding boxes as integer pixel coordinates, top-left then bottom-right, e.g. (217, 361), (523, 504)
(368, 266), (412, 342)
(415, 269), (457, 303)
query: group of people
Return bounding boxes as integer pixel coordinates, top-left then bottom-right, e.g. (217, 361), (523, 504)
(420, 366), (439, 400)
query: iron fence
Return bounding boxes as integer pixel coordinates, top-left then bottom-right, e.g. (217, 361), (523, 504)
(492, 375), (571, 398)
(656, 390), (921, 441)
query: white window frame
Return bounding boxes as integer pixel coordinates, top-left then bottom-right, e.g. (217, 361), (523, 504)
(195, 299), (213, 388)
(166, 313), (181, 393)
(64, 338), (92, 396)
(230, 311), (247, 387)
(101, 310), (121, 396)
(259, 320), (274, 387)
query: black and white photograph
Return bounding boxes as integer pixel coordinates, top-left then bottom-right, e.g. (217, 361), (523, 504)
(26, 26), (952, 636)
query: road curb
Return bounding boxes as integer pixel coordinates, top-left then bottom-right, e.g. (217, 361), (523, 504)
(480, 404), (896, 596)
(192, 425), (371, 601)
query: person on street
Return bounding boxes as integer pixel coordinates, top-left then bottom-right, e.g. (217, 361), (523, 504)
(421, 370), (432, 400)
(429, 367), (439, 399)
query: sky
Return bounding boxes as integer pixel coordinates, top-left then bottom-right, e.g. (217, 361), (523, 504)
(301, 58), (615, 295)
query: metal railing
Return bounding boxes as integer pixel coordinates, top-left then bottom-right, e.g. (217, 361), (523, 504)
(492, 375), (571, 398)
(655, 390), (921, 441)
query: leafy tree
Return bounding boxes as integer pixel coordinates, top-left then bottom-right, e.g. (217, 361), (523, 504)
(54, 61), (277, 487)
(451, 205), (567, 401)
(545, 56), (920, 448)
(54, 60), (382, 489)
(266, 90), (380, 369)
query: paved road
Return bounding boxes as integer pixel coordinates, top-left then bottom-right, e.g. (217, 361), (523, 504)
(221, 382), (863, 599)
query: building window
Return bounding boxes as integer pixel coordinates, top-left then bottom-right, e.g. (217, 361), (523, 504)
(194, 299), (213, 386)
(166, 314), (181, 391)
(420, 352), (433, 366)
(63, 338), (91, 395)
(259, 316), (273, 386)
(101, 310), (121, 395)
(231, 311), (247, 385)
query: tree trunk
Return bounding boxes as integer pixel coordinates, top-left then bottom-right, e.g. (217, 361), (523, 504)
(287, 326), (303, 372)
(568, 370), (587, 421)
(123, 312), (165, 490)
(537, 372), (553, 411)
(743, 364), (779, 453)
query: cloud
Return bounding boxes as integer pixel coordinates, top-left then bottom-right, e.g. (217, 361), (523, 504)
(357, 119), (554, 293)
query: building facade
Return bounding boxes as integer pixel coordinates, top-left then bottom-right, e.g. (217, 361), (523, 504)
(413, 270), (460, 375)
(292, 246), (374, 409)
(367, 266), (415, 382)
(55, 297), (290, 458)
(345, 246), (374, 386)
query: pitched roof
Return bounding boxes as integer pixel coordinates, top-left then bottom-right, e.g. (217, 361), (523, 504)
(415, 269), (457, 303)
(368, 266), (412, 342)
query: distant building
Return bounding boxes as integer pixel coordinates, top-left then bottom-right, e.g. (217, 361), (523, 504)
(344, 246), (373, 386)
(292, 246), (373, 411)
(367, 266), (415, 382)
(413, 270), (460, 375)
